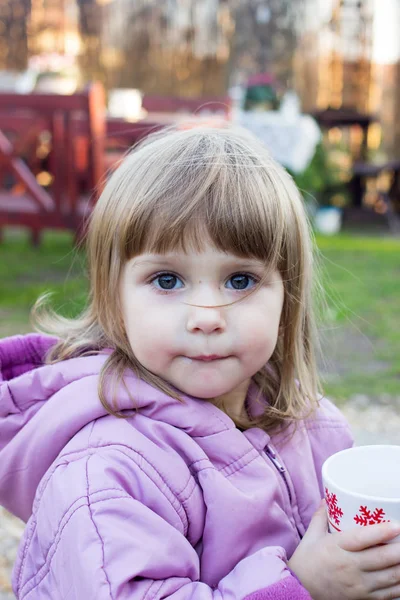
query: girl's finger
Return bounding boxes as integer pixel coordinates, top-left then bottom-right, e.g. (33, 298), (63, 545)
(365, 564), (400, 593)
(360, 542), (400, 572)
(338, 522), (400, 552)
(372, 583), (400, 600)
(301, 500), (329, 541)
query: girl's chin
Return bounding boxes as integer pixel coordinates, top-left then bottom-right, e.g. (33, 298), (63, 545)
(178, 383), (235, 400)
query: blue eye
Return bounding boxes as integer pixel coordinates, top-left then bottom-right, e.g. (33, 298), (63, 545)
(152, 273), (184, 291)
(226, 274), (257, 291)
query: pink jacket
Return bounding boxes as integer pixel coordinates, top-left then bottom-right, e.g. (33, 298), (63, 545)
(0, 334), (353, 599)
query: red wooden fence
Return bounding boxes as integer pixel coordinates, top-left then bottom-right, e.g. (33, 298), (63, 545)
(0, 83), (105, 244)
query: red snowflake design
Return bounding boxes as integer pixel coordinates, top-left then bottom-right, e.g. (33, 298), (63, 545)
(354, 506), (390, 526)
(325, 487), (344, 527)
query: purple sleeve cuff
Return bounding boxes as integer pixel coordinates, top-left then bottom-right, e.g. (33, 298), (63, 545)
(244, 574), (312, 600)
(0, 334), (57, 381)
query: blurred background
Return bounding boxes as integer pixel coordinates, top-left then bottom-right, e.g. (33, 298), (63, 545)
(0, 2), (399, 597)
(2, 0), (400, 218)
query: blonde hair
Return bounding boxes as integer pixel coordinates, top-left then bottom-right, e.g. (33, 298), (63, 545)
(34, 124), (321, 432)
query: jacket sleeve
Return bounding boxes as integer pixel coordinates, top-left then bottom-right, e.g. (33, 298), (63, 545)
(0, 334), (56, 382)
(13, 448), (312, 600)
(306, 396), (354, 497)
(0, 334), (57, 452)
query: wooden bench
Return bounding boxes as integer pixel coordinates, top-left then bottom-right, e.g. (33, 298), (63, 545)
(0, 83), (105, 244)
(0, 89), (231, 244)
(104, 118), (165, 173)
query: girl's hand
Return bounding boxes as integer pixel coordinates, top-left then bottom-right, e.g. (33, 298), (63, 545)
(288, 501), (400, 600)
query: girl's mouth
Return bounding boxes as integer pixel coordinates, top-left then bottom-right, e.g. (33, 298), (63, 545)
(190, 355), (226, 362)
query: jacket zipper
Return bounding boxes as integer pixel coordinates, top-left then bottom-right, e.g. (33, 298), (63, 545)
(265, 444), (303, 540)
(264, 444), (292, 502)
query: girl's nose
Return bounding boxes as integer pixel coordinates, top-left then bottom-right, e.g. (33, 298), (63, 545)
(186, 305), (226, 334)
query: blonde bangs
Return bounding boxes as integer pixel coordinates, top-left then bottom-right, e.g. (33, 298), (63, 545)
(111, 126), (297, 275)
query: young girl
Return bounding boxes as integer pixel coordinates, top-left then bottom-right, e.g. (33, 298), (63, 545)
(1, 125), (400, 600)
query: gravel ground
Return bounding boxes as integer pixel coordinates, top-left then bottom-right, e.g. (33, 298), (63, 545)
(342, 394), (400, 445)
(1, 395), (399, 599)
(0, 512), (23, 600)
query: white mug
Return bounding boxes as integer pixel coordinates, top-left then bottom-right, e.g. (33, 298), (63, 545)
(322, 445), (400, 543)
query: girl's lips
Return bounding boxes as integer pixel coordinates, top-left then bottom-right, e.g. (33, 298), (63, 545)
(191, 355), (226, 362)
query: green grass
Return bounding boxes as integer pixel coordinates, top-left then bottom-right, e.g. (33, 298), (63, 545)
(0, 228), (399, 401)
(316, 234), (400, 401)
(0, 230), (88, 332)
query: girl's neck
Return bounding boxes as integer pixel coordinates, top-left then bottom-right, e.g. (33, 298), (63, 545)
(211, 378), (251, 420)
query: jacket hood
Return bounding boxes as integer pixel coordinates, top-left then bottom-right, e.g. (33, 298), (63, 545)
(0, 334), (240, 522)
